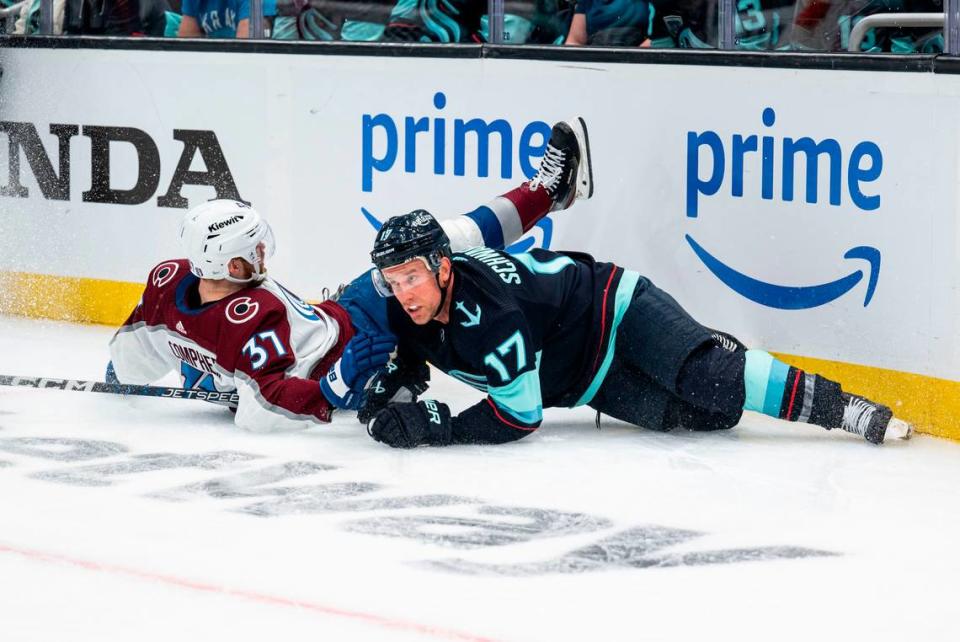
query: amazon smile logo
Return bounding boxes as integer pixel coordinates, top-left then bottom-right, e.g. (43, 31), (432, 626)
(685, 236), (880, 309)
(685, 107), (884, 310)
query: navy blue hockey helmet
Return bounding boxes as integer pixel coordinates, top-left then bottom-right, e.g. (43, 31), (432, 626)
(370, 210), (451, 296)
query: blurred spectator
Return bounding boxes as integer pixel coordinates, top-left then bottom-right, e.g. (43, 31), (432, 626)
(644, 0), (795, 50)
(12, 0), (65, 33)
(273, 0), (573, 44)
(280, 0), (387, 40)
(565, 0), (652, 46)
(11, 0), (167, 34)
(463, 0), (577, 44)
(789, 0), (943, 52)
(646, 0), (718, 48)
(283, 0), (486, 43)
(177, 0), (276, 37)
(2, 1), (28, 34)
(514, 0), (577, 44)
(484, 0), (576, 43)
(733, 0), (796, 50)
(381, 0), (486, 42)
(62, 0), (170, 35)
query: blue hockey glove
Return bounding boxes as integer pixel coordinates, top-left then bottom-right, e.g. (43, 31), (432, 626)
(320, 333), (396, 410)
(368, 400), (452, 448)
(335, 270), (392, 339)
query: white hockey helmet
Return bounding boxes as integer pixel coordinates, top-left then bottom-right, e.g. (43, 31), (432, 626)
(178, 200), (276, 283)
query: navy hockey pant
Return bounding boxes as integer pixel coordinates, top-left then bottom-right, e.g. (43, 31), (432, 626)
(587, 277), (747, 432)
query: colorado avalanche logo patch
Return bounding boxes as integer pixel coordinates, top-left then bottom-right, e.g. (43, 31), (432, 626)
(151, 262), (180, 288)
(275, 282), (321, 321)
(225, 297), (260, 324)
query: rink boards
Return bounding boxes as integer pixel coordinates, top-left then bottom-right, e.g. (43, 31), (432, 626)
(1, 41), (959, 439)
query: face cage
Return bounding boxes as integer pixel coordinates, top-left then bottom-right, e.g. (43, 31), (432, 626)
(371, 252), (444, 297)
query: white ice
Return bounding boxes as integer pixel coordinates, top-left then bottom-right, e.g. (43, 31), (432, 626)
(1, 315), (958, 642)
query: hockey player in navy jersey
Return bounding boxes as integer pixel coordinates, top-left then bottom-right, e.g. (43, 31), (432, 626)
(361, 118), (914, 448)
(107, 131), (580, 432)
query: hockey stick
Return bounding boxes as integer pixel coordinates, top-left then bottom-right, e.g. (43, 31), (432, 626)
(0, 374), (239, 405)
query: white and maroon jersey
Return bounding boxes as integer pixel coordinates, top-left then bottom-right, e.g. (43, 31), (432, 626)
(109, 259), (353, 432)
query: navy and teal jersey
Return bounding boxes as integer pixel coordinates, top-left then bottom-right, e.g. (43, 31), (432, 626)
(646, 0), (796, 50)
(783, 0), (942, 53)
(575, 0), (653, 47)
(734, 0), (795, 50)
(382, 0), (486, 43)
(502, 0), (577, 45)
(323, 187), (556, 411)
(827, 0), (944, 53)
(646, 0), (712, 48)
(387, 247), (639, 443)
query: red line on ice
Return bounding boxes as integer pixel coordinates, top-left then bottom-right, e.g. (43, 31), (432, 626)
(0, 542), (500, 642)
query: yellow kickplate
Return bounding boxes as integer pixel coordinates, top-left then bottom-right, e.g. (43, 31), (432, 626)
(773, 353), (960, 441)
(0, 270), (144, 326)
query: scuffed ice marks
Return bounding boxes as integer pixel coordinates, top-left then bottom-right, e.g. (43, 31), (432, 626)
(0, 426), (8, 465)
(31, 451), (258, 487)
(0, 437), (128, 462)
(0, 436), (837, 575)
(345, 506), (612, 549)
(422, 525), (836, 575)
(147, 459), (478, 517)
(149, 461), (339, 501)
(239, 491), (479, 518)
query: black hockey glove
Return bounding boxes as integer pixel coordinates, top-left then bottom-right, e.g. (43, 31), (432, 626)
(368, 400), (452, 448)
(357, 357), (430, 424)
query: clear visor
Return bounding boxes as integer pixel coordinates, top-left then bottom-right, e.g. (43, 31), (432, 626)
(371, 257), (436, 298)
(371, 268), (395, 298)
(223, 222), (276, 284)
(257, 223), (277, 266)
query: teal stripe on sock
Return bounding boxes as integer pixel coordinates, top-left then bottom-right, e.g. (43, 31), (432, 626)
(744, 350), (790, 416)
(743, 350), (774, 413)
(762, 358), (790, 416)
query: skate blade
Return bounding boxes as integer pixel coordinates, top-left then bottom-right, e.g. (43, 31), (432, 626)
(886, 417), (913, 440)
(569, 116), (594, 200)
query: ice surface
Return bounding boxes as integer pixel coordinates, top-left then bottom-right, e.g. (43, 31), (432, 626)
(1, 315), (958, 642)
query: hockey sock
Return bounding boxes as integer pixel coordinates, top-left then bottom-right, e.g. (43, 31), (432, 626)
(500, 183), (553, 232)
(461, 184), (552, 249)
(742, 350), (844, 429)
(742, 350), (791, 417)
(778, 368), (844, 429)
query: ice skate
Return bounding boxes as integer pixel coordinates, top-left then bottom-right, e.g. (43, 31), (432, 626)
(529, 117), (594, 211)
(839, 392), (913, 444)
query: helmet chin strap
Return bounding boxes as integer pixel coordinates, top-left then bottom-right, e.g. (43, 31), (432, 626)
(224, 262), (267, 285)
(226, 274), (266, 285)
(430, 271), (450, 321)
